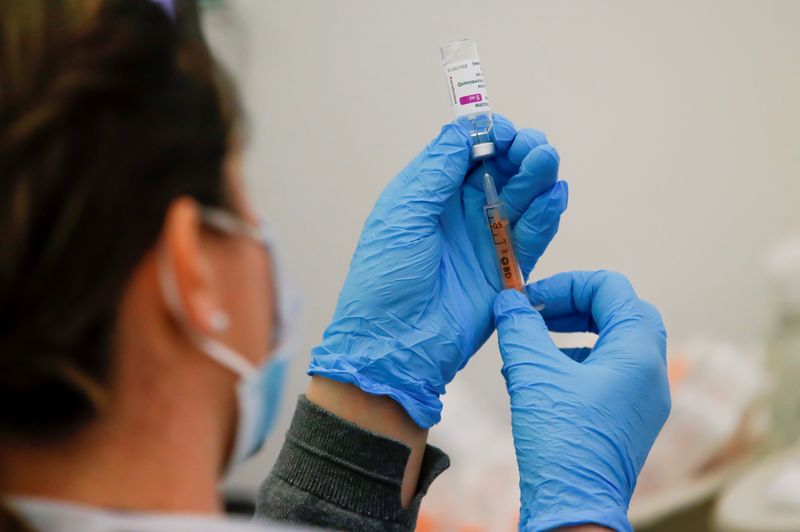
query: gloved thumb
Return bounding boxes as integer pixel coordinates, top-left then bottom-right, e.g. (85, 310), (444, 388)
(494, 289), (565, 387)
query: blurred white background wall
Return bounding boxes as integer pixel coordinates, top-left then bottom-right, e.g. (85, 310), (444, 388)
(204, 0), (800, 494)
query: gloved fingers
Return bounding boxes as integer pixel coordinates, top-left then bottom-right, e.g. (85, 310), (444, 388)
(507, 128), (549, 166)
(490, 124), (549, 180)
(639, 299), (667, 336)
(560, 347), (593, 363)
(494, 289), (568, 383)
(379, 122), (473, 229)
(638, 299), (668, 362)
(513, 181), (569, 275)
(487, 113), (518, 156)
(526, 271), (666, 366)
(524, 272), (599, 333)
(526, 271), (640, 331)
(499, 143), (560, 223)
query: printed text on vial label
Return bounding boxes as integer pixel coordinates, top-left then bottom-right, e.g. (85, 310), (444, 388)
(445, 60), (490, 117)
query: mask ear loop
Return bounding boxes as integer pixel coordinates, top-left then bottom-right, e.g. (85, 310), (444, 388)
(157, 245), (258, 379)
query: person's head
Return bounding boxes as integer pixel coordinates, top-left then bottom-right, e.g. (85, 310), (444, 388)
(0, 0), (278, 515)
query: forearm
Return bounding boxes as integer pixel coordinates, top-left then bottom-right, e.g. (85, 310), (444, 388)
(306, 376), (428, 507)
(255, 391), (448, 531)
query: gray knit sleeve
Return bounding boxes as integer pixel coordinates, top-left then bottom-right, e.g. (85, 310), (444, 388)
(255, 395), (450, 531)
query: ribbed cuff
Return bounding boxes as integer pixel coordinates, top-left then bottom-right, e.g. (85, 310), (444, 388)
(268, 395), (450, 522)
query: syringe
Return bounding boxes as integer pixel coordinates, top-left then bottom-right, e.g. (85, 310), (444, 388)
(483, 172), (525, 291)
(440, 39), (525, 291)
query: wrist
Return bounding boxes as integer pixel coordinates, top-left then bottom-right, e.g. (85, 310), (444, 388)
(519, 491), (631, 532)
(306, 376), (428, 508)
(520, 509), (631, 532)
(516, 465), (632, 532)
(306, 376), (428, 446)
(308, 343), (445, 428)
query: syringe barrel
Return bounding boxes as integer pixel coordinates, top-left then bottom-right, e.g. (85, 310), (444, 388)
(484, 203), (525, 291)
(441, 39), (495, 160)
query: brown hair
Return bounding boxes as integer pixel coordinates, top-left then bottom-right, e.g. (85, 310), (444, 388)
(0, 0), (238, 527)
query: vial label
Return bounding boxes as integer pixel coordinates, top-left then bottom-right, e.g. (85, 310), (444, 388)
(444, 59), (490, 117)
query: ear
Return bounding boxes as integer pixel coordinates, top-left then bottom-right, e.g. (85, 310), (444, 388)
(161, 197), (227, 335)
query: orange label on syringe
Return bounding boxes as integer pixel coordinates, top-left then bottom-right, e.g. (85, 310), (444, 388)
(485, 204), (525, 291)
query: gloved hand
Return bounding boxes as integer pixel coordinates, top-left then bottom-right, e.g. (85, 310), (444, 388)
(493, 271), (670, 532)
(309, 115), (568, 428)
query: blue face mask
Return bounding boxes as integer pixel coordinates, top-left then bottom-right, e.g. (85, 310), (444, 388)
(159, 207), (301, 469)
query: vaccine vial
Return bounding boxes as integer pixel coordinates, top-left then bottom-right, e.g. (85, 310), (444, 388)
(441, 39), (495, 161)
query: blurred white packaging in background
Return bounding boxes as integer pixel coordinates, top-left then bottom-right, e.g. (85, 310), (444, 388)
(630, 339), (768, 525)
(765, 236), (800, 449)
(420, 378), (520, 532)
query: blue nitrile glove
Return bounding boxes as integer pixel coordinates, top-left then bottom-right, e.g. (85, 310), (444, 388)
(493, 271), (670, 532)
(309, 115), (569, 428)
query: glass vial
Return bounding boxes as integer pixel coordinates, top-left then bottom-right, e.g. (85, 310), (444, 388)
(441, 39), (495, 161)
